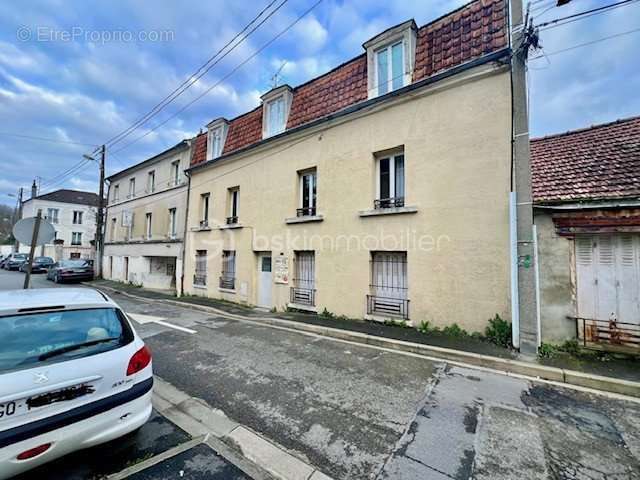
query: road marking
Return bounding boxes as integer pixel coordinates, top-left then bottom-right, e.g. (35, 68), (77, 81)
(127, 312), (197, 334)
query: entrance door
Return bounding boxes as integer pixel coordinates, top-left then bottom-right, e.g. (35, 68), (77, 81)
(576, 234), (640, 324)
(257, 254), (272, 308)
(124, 257), (129, 282)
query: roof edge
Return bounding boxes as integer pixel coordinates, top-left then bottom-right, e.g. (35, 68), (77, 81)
(532, 115), (640, 143)
(106, 139), (191, 181)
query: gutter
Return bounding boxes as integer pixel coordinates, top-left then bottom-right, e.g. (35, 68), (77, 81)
(188, 48), (512, 174)
(534, 198), (640, 210)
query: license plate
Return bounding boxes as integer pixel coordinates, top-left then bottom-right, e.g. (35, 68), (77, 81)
(73, 269), (86, 273)
(0, 383), (95, 421)
(0, 399), (28, 420)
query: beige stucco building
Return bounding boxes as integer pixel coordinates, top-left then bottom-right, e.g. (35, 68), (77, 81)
(181, 1), (514, 332)
(103, 140), (192, 292)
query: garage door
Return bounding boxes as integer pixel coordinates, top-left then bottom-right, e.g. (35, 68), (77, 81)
(575, 234), (640, 324)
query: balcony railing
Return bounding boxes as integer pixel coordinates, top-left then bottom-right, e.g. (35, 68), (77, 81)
(226, 216), (238, 225)
(374, 197), (405, 209)
(219, 275), (235, 290)
(367, 295), (409, 320)
(193, 274), (207, 286)
(290, 287), (316, 306)
(296, 207), (316, 217)
(573, 317), (640, 354)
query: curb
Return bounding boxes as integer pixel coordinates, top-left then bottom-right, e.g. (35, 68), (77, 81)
(88, 283), (640, 399)
(153, 376), (333, 480)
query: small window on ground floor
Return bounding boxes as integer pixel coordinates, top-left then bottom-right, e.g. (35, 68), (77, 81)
(220, 250), (236, 289)
(368, 251), (409, 319)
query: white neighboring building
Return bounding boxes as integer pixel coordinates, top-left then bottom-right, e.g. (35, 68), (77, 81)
(20, 188), (99, 260)
(103, 140), (192, 293)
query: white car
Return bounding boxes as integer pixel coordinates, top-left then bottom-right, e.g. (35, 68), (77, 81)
(0, 288), (152, 479)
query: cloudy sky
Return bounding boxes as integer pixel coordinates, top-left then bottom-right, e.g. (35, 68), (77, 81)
(0, 0), (639, 207)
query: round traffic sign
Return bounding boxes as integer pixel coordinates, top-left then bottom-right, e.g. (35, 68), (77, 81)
(12, 217), (56, 246)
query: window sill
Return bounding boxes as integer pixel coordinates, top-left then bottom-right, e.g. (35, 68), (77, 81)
(193, 284), (207, 290)
(285, 215), (324, 224)
(219, 224), (243, 230)
(191, 226), (212, 232)
(358, 206), (418, 217)
(218, 287), (236, 294)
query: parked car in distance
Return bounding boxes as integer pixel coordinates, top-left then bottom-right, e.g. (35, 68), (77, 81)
(3, 253), (28, 271)
(19, 257), (55, 274)
(0, 288), (153, 479)
(46, 260), (94, 283)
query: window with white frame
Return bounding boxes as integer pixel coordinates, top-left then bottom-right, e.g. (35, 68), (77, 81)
(111, 217), (117, 241)
(194, 250), (207, 286)
(171, 160), (180, 186)
(227, 188), (239, 224)
(128, 178), (136, 198)
(298, 169), (317, 217)
(375, 151), (405, 209)
(71, 232), (82, 245)
(46, 208), (59, 224)
(145, 212), (152, 239)
(168, 208), (177, 238)
(266, 97), (286, 136)
(72, 210), (83, 225)
(200, 193), (210, 228)
(147, 171), (155, 193)
(220, 250), (236, 289)
(208, 127), (223, 159)
(113, 184), (119, 202)
(368, 251), (409, 319)
(376, 42), (405, 96)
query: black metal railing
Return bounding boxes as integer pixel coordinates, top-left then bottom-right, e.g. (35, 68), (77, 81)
(367, 295), (409, 320)
(226, 216), (238, 225)
(374, 197), (405, 209)
(219, 275), (235, 290)
(573, 317), (640, 352)
(296, 207), (316, 217)
(290, 287), (316, 306)
(193, 274), (207, 286)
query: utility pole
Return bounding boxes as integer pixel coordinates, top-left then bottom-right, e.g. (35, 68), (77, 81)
(14, 187), (23, 253)
(96, 145), (106, 279)
(511, 0), (539, 355)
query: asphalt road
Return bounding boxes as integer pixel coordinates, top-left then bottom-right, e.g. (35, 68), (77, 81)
(2, 268), (640, 479)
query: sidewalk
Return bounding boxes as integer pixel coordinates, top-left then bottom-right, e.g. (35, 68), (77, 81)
(86, 279), (640, 396)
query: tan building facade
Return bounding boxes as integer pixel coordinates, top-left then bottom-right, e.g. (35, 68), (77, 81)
(182, 0), (513, 332)
(103, 140), (192, 293)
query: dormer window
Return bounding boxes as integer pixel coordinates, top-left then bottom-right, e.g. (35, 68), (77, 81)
(376, 42), (404, 96)
(364, 20), (417, 99)
(261, 85), (293, 139)
(206, 118), (229, 161)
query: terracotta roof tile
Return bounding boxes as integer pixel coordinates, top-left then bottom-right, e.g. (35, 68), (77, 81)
(192, 0), (508, 167)
(531, 116), (640, 203)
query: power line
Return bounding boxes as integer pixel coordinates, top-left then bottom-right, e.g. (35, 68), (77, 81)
(112, 0), (326, 155)
(536, 0), (639, 30)
(40, 158), (90, 187)
(531, 27), (640, 60)
(0, 131), (98, 147)
(105, 0), (287, 149)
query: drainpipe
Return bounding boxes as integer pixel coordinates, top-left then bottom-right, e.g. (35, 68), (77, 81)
(510, 191), (520, 349)
(533, 223), (541, 346)
(179, 169), (192, 298)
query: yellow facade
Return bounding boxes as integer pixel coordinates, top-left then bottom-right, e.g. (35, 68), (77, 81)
(184, 63), (512, 332)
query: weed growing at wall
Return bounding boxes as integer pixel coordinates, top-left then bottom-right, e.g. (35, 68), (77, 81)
(484, 314), (512, 348)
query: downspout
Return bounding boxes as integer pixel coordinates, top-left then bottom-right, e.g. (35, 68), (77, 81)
(533, 223), (541, 346)
(510, 191), (520, 348)
(180, 169), (192, 298)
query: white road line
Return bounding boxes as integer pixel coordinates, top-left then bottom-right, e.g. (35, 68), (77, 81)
(127, 312), (196, 334)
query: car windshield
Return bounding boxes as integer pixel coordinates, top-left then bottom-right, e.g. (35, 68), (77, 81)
(13, 254), (27, 260)
(0, 308), (133, 373)
(60, 260), (89, 268)
(35, 257), (53, 263)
